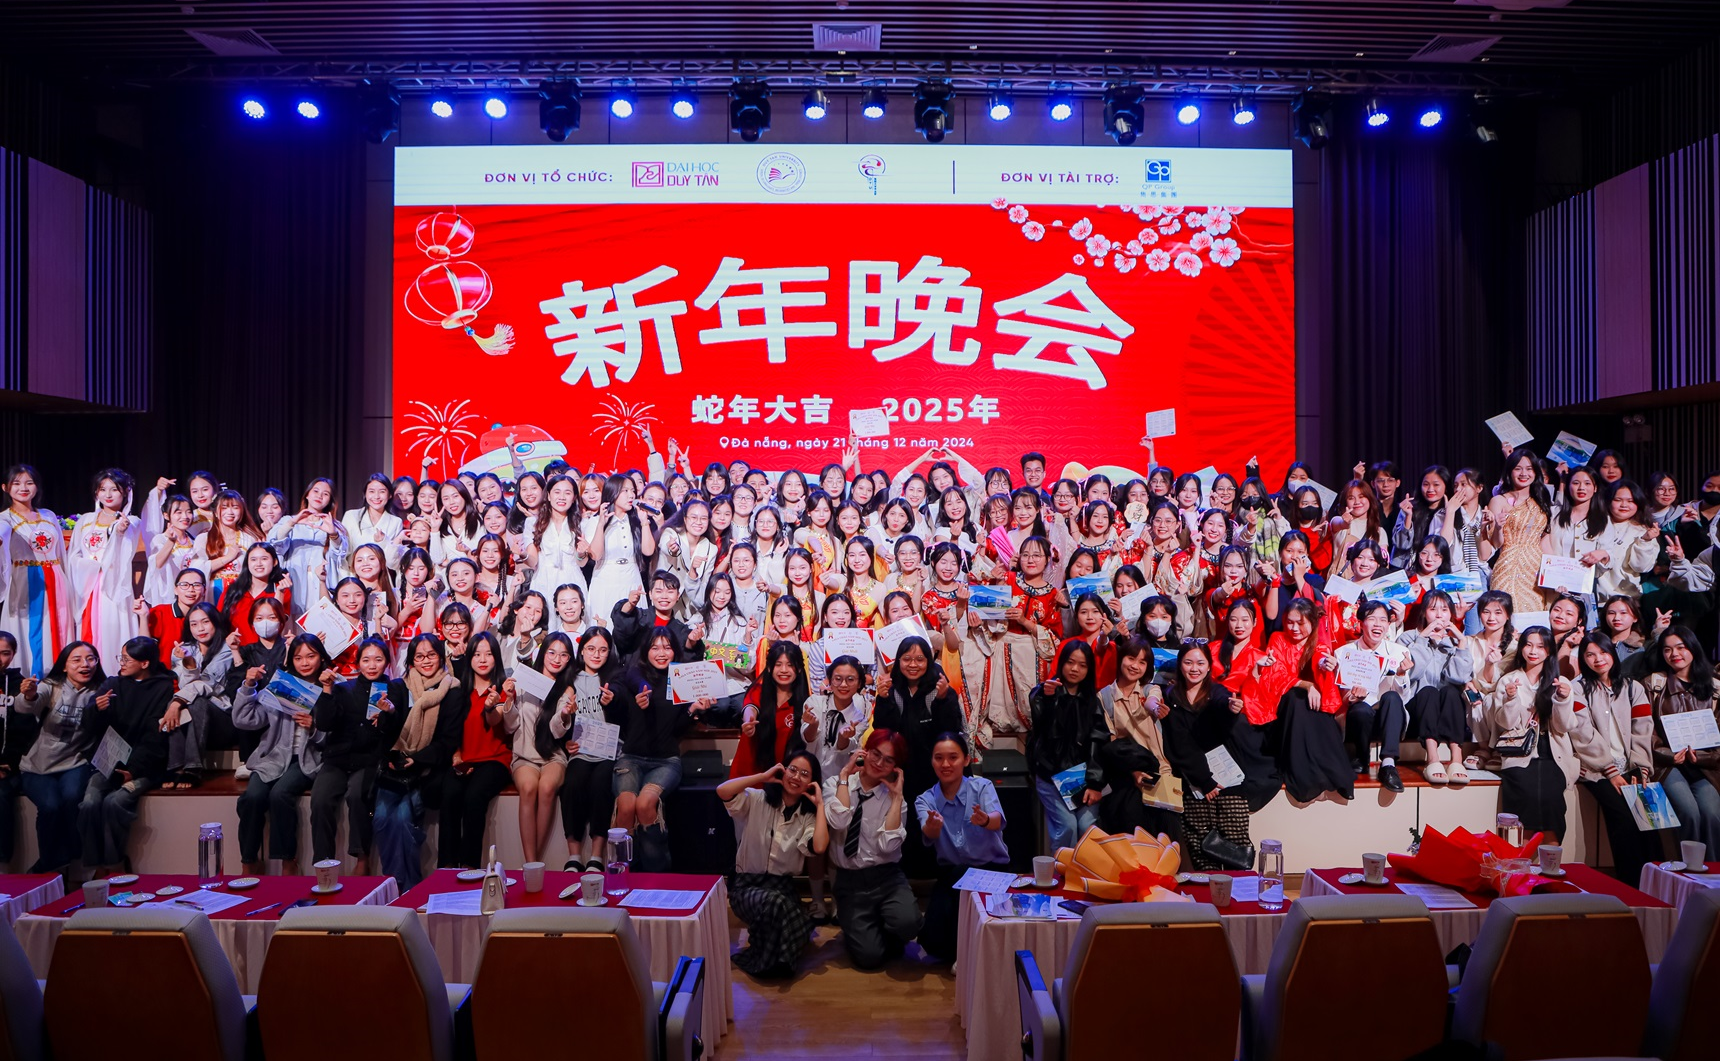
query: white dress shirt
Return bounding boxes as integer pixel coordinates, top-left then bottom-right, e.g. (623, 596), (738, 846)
(725, 787), (817, 876)
(823, 773), (906, 870)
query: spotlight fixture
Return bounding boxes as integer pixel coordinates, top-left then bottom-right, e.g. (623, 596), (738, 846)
(860, 86), (887, 119)
(609, 83), (637, 119)
(1292, 93), (1332, 149)
(240, 96), (267, 120)
(1174, 92), (1201, 126)
(1231, 95), (1257, 126)
(1047, 84), (1074, 122)
(987, 85), (1013, 122)
(729, 79), (772, 142)
(539, 81), (581, 142)
(483, 93), (509, 120)
(358, 83), (400, 144)
(1417, 103), (1444, 128)
(429, 94), (454, 119)
(670, 85), (697, 120)
(1102, 83), (1145, 145)
(913, 80), (955, 142)
(1364, 98), (1390, 128)
(295, 99), (321, 120)
(802, 87), (829, 121)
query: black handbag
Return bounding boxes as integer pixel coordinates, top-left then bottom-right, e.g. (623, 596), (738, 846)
(1200, 828), (1256, 872)
(1493, 720), (1537, 759)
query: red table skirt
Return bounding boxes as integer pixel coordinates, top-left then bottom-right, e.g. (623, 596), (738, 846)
(31, 875), (398, 920)
(393, 869), (723, 917)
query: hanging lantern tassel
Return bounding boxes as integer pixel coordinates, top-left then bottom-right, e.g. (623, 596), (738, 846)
(464, 322), (515, 355)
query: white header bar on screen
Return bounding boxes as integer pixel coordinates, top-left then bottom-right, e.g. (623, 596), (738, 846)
(393, 143), (1292, 208)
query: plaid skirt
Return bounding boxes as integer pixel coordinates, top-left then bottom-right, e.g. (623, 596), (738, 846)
(729, 872), (812, 976)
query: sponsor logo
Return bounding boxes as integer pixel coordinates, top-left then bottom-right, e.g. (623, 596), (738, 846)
(1141, 158), (1177, 199)
(858, 153), (885, 195)
(756, 152), (807, 194)
(632, 161), (665, 188)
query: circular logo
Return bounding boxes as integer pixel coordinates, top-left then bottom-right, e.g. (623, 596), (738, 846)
(858, 154), (886, 178)
(756, 152), (807, 194)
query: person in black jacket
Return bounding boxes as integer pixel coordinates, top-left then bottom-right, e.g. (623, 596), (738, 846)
(372, 633), (461, 889)
(311, 636), (405, 870)
(610, 571), (705, 661)
(872, 635), (963, 878)
(0, 632), (40, 864)
(614, 628), (710, 870)
(1026, 639), (1105, 854)
(1160, 641), (1254, 871)
(78, 636), (174, 876)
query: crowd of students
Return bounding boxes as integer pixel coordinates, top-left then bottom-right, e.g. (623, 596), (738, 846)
(0, 436), (1715, 976)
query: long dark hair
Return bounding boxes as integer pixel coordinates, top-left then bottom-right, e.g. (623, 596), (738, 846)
(603, 473), (648, 561)
(763, 749), (822, 815)
(1405, 466), (1452, 548)
(1217, 597), (1259, 675)
(45, 641), (105, 686)
(754, 640), (810, 767)
(886, 636), (942, 698)
(1577, 632), (1626, 699)
(219, 542), (285, 619)
(1498, 449), (1553, 517)
(1651, 625), (1716, 701)
(1505, 627), (1560, 724)
(1047, 638), (1099, 701)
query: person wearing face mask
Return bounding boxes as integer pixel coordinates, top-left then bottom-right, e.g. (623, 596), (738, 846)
(719, 751), (829, 979)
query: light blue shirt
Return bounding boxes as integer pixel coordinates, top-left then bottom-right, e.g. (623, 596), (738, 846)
(915, 776), (1010, 867)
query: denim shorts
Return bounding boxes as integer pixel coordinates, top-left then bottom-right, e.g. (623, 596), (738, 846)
(614, 754), (682, 796)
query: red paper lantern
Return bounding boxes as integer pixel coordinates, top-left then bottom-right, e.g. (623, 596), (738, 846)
(404, 261), (494, 329)
(415, 211), (476, 260)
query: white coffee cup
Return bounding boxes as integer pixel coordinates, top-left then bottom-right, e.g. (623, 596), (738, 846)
(1362, 852), (1387, 885)
(1537, 844), (1563, 875)
(314, 858), (340, 890)
(1208, 874), (1233, 907)
(1032, 855), (1057, 887)
(522, 861), (546, 893)
(82, 880), (110, 907)
(580, 871), (605, 904)
(1681, 840), (1706, 868)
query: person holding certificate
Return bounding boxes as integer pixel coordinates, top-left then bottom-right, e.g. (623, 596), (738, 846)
(731, 641), (810, 779)
(1397, 591), (1476, 786)
(1327, 601), (1413, 791)
(1484, 627), (1579, 838)
(1484, 450), (1553, 615)
(1646, 628), (1720, 854)
(501, 630), (572, 866)
(1025, 640), (1106, 852)
(1567, 633), (1658, 886)
(615, 629), (710, 869)
(230, 633), (332, 875)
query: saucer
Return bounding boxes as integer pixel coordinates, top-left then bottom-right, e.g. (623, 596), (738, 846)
(1338, 873), (1390, 886)
(155, 885), (185, 897)
(107, 873), (139, 885)
(1176, 872), (1211, 885)
(310, 883), (343, 895)
(455, 869), (487, 881)
(1682, 863), (1709, 873)
(1012, 875), (1059, 890)
(227, 877), (261, 890)
(123, 892), (157, 904)
(1538, 866), (1566, 877)
(558, 884), (584, 901)
(1664, 861), (1689, 873)
(576, 896), (609, 907)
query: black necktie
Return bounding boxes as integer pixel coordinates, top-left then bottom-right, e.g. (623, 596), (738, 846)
(844, 788), (872, 860)
(823, 709), (843, 747)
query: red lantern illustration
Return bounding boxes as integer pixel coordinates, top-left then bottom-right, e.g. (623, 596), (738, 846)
(415, 211), (476, 260)
(403, 260), (514, 355)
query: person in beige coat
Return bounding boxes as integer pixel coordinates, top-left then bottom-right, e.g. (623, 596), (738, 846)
(1483, 626), (1580, 838)
(1566, 633), (1658, 885)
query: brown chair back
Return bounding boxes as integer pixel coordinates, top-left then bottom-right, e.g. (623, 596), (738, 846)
(472, 932), (652, 1058)
(44, 930), (230, 1061)
(258, 930), (437, 1060)
(1065, 922), (1239, 1061)
(1275, 916), (1448, 1061)
(1481, 911), (1650, 1061)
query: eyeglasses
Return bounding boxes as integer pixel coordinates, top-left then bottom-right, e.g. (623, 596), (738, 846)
(413, 651), (441, 662)
(1181, 637), (1210, 646)
(442, 620), (469, 629)
(783, 766), (814, 780)
(866, 748), (897, 767)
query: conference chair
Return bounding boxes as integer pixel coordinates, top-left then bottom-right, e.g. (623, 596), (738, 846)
(43, 907), (250, 1061)
(256, 906), (470, 1061)
(1241, 894), (1448, 1061)
(468, 907), (706, 1061)
(1643, 885), (1720, 1061)
(1452, 894), (1650, 1061)
(1016, 903), (1239, 1061)
(0, 923), (43, 1061)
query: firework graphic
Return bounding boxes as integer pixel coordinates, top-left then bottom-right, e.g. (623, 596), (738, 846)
(592, 394), (659, 465)
(401, 399), (482, 476)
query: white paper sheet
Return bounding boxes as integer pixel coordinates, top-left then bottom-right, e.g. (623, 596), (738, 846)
(1485, 411), (1534, 449)
(820, 627), (876, 665)
(91, 728), (132, 777)
(1393, 882), (1477, 910)
(301, 596), (359, 658)
(1144, 408), (1177, 439)
(667, 661), (726, 705)
(1324, 575), (1365, 605)
(1338, 652), (1384, 697)
(1546, 430), (1597, 469)
(571, 719), (621, 761)
(1305, 479), (1338, 512)
(425, 889), (486, 916)
(1537, 554), (1595, 596)
(849, 408), (891, 439)
(618, 889), (706, 911)
(1228, 876), (1261, 902)
(167, 889), (252, 915)
(1661, 710), (1720, 752)
(1115, 585), (1154, 625)
(1204, 746), (1246, 790)
(874, 616), (930, 666)
(510, 663), (556, 704)
(952, 868), (1018, 894)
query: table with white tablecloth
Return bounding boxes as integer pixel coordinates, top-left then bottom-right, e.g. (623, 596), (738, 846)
(393, 870), (734, 1057)
(957, 873), (1287, 1061)
(0, 874), (63, 928)
(1638, 860), (1720, 915)
(16, 874), (400, 991)
(1302, 863), (1677, 961)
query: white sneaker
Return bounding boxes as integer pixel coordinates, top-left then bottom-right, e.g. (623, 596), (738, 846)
(233, 763), (251, 781)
